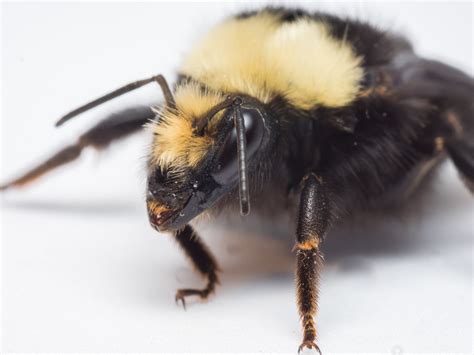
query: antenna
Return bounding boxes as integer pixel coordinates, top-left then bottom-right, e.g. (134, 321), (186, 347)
(55, 74), (175, 127)
(233, 98), (250, 216)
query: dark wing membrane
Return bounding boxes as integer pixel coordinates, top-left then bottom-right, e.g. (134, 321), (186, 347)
(392, 53), (473, 110)
(391, 52), (474, 192)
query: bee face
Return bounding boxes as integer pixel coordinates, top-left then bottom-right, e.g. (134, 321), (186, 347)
(147, 87), (276, 231)
(146, 163), (217, 231)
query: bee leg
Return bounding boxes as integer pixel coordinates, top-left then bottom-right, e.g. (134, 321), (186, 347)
(174, 225), (220, 309)
(446, 138), (474, 193)
(0, 106), (154, 191)
(295, 174), (328, 355)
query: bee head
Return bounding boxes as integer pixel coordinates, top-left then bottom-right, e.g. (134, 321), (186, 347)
(146, 81), (276, 231)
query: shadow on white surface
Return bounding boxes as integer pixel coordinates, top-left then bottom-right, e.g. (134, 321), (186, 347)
(3, 165), (472, 353)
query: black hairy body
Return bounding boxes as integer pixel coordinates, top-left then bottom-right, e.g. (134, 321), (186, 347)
(2, 7), (473, 353)
(209, 9), (472, 221)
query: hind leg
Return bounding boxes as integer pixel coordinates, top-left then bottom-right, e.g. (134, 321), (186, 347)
(1, 106), (154, 191)
(294, 174), (329, 354)
(439, 109), (474, 193)
(446, 138), (474, 193)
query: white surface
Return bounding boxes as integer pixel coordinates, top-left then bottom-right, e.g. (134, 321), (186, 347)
(1, 2), (473, 353)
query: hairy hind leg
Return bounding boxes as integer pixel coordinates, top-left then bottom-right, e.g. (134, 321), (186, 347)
(295, 174), (328, 354)
(1, 106), (154, 191)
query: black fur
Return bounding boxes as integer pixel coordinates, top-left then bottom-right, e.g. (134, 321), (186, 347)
(167, 7), (474, 251)
(162, 8), (474, 351)
(174, 12), (473, 350)
(212, 7), (474, 221)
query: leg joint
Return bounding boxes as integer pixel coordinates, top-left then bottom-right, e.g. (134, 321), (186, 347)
(294, 239), (320, 251)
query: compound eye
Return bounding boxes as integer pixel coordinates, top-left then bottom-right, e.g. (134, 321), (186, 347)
(212, 108), (264, 185)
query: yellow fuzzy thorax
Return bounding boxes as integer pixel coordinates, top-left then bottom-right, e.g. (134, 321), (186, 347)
(180, 12), (364, 109)
(149, 12), (365, 171)
(149, 82), (224, 171)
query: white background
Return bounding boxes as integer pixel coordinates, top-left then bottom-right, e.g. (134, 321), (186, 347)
(1, 1), (473, 353)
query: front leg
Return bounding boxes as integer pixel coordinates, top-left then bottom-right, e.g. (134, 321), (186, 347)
(295, 174), (329, 354)
(174, 225), (220, 309)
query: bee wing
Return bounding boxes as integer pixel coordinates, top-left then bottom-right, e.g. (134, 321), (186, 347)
(393, 53), (474, 192)
(393, 55), (473, 106)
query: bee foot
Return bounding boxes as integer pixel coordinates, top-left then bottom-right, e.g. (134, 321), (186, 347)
(175, 288), (209, 310)
(298, 340), (322, 354)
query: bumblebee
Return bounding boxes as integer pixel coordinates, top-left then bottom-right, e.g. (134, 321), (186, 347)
(2, 7), (473, 353)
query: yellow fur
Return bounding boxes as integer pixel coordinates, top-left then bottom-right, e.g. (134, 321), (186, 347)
(181, 12), (364, 109)
(149, 82), (223, 171)
(150, 12), (364, 171)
